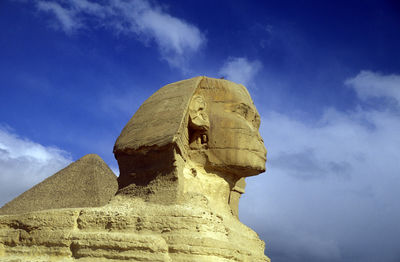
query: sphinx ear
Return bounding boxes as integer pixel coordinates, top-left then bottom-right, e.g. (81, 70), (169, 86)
(188, 95), (210, 147)
(189, 95), (210, 131)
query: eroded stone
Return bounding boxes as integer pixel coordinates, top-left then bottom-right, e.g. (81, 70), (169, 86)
(0, 77), (270, 262)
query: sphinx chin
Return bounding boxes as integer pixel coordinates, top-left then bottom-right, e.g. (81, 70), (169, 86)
(205, 147), (266, 177)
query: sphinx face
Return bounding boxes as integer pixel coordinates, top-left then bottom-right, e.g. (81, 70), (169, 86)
(203, 84), (267, 177)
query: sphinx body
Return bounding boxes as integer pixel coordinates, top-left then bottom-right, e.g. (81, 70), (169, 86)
(0, 77), (269, 262)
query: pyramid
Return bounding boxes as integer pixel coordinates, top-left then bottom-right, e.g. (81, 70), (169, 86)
(0, 154), (118, 215)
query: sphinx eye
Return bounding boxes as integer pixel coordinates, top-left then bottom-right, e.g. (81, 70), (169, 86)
(234, 103), (250, 118)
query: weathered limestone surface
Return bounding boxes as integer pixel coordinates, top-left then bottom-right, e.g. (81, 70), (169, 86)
(0, 77), (270, 261)
(0, 196), (267, 261)
(0, 154), (118, 215)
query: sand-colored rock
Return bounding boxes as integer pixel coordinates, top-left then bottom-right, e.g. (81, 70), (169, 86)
(115, 77), (267, 214)
(0, 154), (118, 215)
(0, 77), (270, 261)
(0, 197), (268, 262)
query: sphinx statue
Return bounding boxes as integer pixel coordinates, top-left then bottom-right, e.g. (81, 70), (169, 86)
(0, 77), (269, 262)
(114, 76), (266, 216)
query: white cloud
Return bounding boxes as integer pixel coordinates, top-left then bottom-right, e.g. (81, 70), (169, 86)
(219, 57), (262, 87)
(110, 0), (205, 68)
(346, 70), (400, 104)
(69, 0), (105, 15)
(37, 1), (80, 33)
(240, 71), (400, 262)
(0, 126), (72, 207)
(34, 0), (205, 68)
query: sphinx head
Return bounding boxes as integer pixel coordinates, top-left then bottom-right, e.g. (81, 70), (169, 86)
(187, 78), (266, 176)
(113, 77), (266, 209)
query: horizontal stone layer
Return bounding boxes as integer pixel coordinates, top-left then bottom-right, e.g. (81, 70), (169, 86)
(0, 201), (268, 262)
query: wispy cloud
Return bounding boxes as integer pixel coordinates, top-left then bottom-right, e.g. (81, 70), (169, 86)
(0, 126), (72, 207)
(34, 0), (206, 68)
(346, 70), (400, 105)
(218, 57), (262, 87)
(241, 71), (400, 262)
(37, 1), (81, 33)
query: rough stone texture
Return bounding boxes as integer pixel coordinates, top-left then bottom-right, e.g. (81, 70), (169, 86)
(0, 197), (268, 261)
(0, 77), (270, 261)
(115, 77), (267, 214)
(114, 77), (203, 155)
(0, 154), (118, 215)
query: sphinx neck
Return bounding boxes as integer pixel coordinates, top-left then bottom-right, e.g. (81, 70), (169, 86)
(116, 151), (244, 218)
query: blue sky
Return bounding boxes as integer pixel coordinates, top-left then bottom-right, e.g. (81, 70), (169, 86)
(1, 0), (400, 261)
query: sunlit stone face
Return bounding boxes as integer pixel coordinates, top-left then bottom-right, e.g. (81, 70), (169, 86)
(198, 81), (267, 177)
